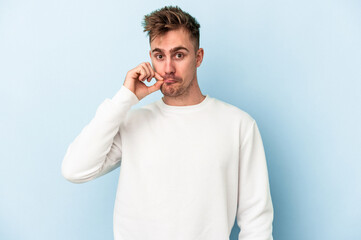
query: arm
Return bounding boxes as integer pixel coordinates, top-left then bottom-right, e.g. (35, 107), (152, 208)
(61, 62), (164, 183)
(237, 120), (274, 239)
(61, 86), (139, 183)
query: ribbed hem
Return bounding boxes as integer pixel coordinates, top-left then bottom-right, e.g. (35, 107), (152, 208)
(156, 95), (212, 113)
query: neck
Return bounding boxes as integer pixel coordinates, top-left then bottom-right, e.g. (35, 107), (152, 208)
(162, 77), (206, 106)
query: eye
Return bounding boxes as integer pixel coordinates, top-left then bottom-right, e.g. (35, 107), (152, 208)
(175, 53), (184, 59)
(156, 54), (163, 60)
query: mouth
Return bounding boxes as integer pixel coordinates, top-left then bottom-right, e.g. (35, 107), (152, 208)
(164, 79), (177, 84)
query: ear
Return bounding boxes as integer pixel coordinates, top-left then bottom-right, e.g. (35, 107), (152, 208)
(196, 48), (204, 68)
(149, 50), (152, 58)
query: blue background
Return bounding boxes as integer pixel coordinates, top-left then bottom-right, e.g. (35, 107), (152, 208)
(1, 0), (360, 239)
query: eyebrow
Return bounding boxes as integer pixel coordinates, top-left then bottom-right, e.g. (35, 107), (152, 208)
(152, 46), (190, 53)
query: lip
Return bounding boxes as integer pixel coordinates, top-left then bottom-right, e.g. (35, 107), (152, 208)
(164, 79), (176, 83)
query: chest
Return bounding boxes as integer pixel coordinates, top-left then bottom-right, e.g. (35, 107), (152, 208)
(122, 113), (240, 172)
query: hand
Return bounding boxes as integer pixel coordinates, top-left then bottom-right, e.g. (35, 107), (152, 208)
(123, 62), (164, 100)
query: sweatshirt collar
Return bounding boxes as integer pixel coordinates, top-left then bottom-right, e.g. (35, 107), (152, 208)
(157, 95), (211, 113)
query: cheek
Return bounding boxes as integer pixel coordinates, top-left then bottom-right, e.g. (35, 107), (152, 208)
(183, 61), (196, 75)
(179, 61), (193, 73)
(152, 62), (162, 72)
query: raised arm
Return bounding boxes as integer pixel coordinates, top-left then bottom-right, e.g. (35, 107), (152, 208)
(61, 62), (164, 183)
(237, 120), (274, 239)
(61, 86), (139, 183)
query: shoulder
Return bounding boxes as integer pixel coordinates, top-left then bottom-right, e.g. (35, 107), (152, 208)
(210, 97), (255, 124)
(124, 101), (160, 122)
(210, 98), (261, 143)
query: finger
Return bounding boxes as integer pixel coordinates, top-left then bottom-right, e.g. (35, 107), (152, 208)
(148, 78), (164, 94)
(137, 66), (148, 81)
(154, 72), (164, 81)
(145, 62), (155, 82)
(142, 63), (152, 82)
(149, 63), (160, 80)
(140, 65), (150, 81)
(142, 63), (151, 79)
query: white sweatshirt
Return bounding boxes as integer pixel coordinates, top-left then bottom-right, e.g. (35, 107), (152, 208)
(62, 86), (273, 240)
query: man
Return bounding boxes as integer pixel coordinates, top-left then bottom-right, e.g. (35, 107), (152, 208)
(62, 5), (274, 240)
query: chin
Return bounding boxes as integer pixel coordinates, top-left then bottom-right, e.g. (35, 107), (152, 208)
(161, 84), (184, 97)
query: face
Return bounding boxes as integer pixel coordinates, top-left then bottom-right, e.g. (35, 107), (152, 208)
(149, 28), (204, 97)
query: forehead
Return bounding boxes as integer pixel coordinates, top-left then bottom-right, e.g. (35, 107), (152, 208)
(150, 28), (194, 51)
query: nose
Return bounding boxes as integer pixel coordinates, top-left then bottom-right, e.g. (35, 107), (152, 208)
(164, 58), (175, 75)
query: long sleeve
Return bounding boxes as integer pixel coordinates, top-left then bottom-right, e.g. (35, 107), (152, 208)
(61, 85), (139, 183)
(237, 120), (274, 239)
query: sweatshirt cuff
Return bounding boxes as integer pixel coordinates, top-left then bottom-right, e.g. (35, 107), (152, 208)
(111, 85), (139, 106)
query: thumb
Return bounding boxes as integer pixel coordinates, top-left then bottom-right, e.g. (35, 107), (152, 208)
(148, 80), (164, 94)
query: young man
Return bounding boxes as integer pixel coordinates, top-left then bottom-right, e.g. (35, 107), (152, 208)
(62, 6), (274, 240)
